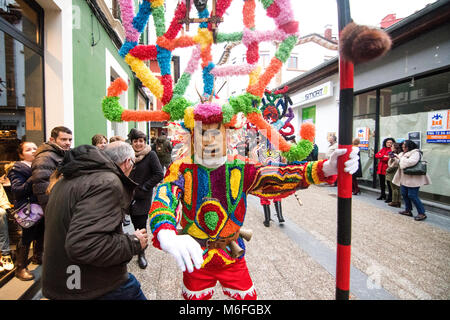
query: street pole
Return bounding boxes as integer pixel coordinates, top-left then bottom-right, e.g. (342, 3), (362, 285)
(336, 0), (353, 300)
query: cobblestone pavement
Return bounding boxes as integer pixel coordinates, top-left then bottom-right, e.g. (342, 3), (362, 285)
(126, 185), (450, 300)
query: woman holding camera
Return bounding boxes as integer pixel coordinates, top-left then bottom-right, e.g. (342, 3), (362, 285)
(392, 140), (431, 221)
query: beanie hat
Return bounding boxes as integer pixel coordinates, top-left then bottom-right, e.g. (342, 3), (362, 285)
(128, 128), (146, 141)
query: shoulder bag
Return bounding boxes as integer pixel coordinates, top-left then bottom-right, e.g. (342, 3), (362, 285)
(10, 199), (44, 228)
(403, 152), (427, 175)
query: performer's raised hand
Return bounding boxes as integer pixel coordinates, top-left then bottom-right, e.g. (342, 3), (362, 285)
(157, 229), (204, 273)
(323, 147), (360, 176)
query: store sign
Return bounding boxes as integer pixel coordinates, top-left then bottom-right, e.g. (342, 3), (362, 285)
(356, 127), (369, 150)
(426, 110), (450, 143)
(294, 81), (333, 106)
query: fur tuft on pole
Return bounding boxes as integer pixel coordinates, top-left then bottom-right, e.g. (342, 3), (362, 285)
(339, 22), (391, 64)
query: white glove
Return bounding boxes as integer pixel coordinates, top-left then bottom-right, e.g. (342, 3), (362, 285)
(157, 229), (204, 273)
(322, 147), (360, 177)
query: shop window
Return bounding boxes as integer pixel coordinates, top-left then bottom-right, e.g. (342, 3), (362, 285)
(353, 91), (376, 183)
(0, 29), (44, 174)
(0, 0), (40, 45)
(380, 70), (450, 204)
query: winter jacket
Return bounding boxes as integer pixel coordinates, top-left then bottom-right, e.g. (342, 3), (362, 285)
(385, 157), (399, 182)
(375, 147), (391, 175)
(31, 142), (66, 211)
(7, 161), (37, 208)
(42, 145), (141, 300)
(392, 149), (431, 188)
(153, 136), (173, 168)
(129, 149), (164, 216)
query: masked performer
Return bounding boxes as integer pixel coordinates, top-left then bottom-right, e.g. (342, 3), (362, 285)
(148, 102), (358, 300)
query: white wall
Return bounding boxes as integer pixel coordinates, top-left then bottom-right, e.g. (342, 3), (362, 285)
(290, 74), (339, 156)
(36, 0), (74, 143)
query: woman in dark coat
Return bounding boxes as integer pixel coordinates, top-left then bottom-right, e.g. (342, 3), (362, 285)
(128, 128), (164, 269)
(7, 141), (42, 281)
(375, 137), (395, 201)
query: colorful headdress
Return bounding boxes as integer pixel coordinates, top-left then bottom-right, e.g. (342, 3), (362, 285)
(101, 0), (390, 162)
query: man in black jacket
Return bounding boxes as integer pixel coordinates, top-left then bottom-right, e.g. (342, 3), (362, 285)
(30, 126), (72, 265)
(42, 142), (148, 300)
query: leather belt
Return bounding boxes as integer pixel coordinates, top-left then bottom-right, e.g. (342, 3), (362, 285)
(190, 233), (240, 251)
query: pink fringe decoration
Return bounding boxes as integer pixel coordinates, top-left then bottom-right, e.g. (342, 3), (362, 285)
(119, 0), (140, 43)
(242, 28), (290, 47)
(185, 45), (201, 75)
(273, 0), (294, 29)
(210, 63), (257, 77)
(193, 103), (223, 124)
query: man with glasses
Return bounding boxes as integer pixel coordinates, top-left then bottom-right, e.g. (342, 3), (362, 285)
(42, 142), (148, 300)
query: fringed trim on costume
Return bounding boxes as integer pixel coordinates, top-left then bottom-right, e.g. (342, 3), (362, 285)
(222, 285), (257, 300)
(182, 284), (215, 300)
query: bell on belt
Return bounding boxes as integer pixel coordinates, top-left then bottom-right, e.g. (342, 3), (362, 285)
(229, 241), (244, 259)
(239, 228), (253, 242)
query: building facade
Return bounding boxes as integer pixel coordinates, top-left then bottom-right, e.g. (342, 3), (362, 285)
(277, 0), (450, 205)
(0, 0), (181, 176)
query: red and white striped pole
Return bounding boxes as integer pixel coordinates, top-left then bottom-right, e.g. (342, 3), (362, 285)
(336, 0), (353, 300)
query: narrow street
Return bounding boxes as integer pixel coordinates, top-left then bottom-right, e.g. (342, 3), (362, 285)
(126, 185), (450, 300)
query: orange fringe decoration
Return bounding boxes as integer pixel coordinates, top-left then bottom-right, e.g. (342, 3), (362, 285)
(121, 109), (171, 122)
(107, 78), (128, 97)
(200, 45), (213, 68)
(300, 122), (315, 142)
(246, 112), (291, 152)
(247, 57), (283, 97)
(243, 0), (255, 29)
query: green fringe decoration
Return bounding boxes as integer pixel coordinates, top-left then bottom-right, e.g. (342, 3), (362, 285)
(275, 35), (298, 63)
(152, 6), (166, 37)
(173, 72), (191, 97)
(260, 0), (274, 10)
(281, 139), (314, 163)
(221, 103), (234, 124)
(216, 32), (243, 43)
(162, 95), (193, 121)
(229, 93), (262, 116)
(102, 96), (123, 122)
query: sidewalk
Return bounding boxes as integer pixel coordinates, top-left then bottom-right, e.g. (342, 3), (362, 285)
(126, 185), (450, 300)
(3, 184), (449, 300)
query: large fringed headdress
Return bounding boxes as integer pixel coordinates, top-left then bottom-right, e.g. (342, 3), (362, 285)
(102, 0), (391, 162)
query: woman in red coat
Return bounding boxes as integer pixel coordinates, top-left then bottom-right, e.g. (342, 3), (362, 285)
(375, 137), (395, 201)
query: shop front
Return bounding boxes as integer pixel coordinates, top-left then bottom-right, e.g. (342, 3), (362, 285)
(0, 0), (44, 174)
(352, 12), (450, 204)
(290, 76), (339, 158)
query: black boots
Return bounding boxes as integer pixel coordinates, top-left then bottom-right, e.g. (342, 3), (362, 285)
(274, 201), (285, 223)
(15, 242), (34, 281)
(138, 251), (147, 269)
(263, 202), (285, 227)
(263, 204), (271, 227)
(31, 238), (43, 265)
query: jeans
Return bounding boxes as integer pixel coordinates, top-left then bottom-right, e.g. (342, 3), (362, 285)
(97, 273), (147, 300)
(0, 209), (11, 256)
(400, 185), (425, 215)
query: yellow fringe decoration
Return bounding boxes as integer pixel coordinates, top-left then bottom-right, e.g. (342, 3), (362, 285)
(248, 65), (261, 87)
(150, 0), (164, 8)
(193, 28), (214, 49)
(125, 53), (163, 100)
(184, 106), (195, 129)
(311, 161), (321, 184)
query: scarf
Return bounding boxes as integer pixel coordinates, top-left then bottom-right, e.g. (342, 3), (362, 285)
(134, 145), (152, 163)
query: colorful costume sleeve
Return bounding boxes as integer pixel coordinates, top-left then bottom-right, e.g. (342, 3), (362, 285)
(148, 159), (186, 249)
(247, 159), (336, 200)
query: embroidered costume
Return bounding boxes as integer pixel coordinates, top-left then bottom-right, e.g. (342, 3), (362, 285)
(149, 152), (333, 299)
